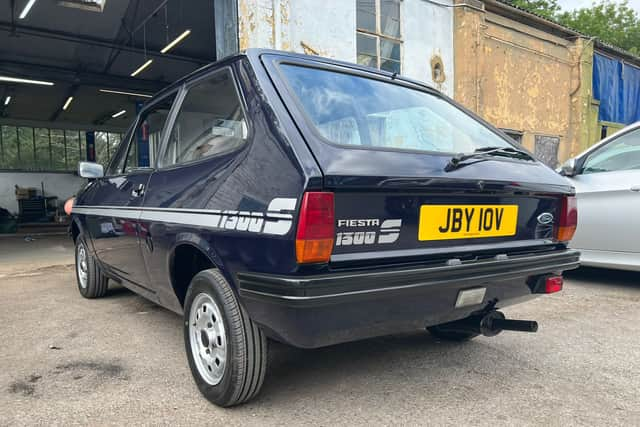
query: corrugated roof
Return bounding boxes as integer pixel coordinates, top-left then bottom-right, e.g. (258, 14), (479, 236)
(487, 0), (640, 66)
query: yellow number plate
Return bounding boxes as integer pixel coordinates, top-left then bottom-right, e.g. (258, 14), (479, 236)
(418, 205), (519, 241)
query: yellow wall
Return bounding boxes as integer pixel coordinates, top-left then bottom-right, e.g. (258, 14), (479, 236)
(454, 1), (593, 164)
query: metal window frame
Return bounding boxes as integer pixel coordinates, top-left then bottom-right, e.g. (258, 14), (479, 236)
(356, 0), (403, 72)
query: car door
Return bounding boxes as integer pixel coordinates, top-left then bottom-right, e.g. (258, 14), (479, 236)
(81, 92), (178, 291)
(137, 67), (252, 310)
(570, 127), (640, 254)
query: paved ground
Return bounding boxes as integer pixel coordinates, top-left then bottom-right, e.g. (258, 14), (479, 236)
(0, 236), (639, 426)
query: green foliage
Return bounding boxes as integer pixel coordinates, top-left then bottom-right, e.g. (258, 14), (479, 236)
(558, 1), (640, 55)
(510, 0), (561, 19)
(509, 0), (640, 55)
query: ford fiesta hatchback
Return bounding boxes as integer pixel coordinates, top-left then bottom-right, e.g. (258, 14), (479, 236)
(69, 49), (579, 407)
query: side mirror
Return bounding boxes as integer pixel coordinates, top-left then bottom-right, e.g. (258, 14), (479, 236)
(559, 158), (578, 177)
(78, 161), (104, 179)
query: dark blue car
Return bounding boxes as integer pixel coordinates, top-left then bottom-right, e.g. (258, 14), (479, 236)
(69, 49), (579, 406)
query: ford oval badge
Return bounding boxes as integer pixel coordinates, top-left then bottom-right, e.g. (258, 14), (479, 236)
(537, 212), (554, 225)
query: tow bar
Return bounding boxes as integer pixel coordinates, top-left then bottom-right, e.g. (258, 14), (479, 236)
(434, 310), (538, 337)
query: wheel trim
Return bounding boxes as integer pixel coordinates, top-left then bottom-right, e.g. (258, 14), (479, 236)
(189, 293), (227, 386)
(76, 242), (88, 289)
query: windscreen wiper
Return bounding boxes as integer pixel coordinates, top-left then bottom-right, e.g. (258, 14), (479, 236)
(444, 146), (534, 172)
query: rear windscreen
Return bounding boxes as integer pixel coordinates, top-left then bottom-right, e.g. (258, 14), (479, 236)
(280, 64), (512, 154)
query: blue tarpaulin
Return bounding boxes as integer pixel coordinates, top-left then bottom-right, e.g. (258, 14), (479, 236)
(593, 53), (640, 124)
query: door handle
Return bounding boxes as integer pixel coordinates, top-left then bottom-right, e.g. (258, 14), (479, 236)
(630, 185), (640, 192)
(131, 183), (145, 197)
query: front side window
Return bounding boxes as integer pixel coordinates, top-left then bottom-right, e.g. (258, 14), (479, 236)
(582, 128), (640, 174)
(356, 0), (401, 73)
(280, 64), (511, 154)
(110, 95), (175, 175)
(161, 69), (248, 167)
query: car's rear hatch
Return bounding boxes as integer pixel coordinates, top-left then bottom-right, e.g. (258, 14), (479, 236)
(261, 53), (574, 266)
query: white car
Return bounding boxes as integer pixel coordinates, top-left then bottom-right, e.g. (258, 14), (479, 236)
(560, 122), (640, 271)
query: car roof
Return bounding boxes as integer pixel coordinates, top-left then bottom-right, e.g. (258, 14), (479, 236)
(146, 48), (439, 105)
(575, 121), (640, 159)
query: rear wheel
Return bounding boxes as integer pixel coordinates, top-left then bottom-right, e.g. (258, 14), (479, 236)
(74, 235), (108, 298)
(184, 269), (267, 407)
(427, 324), (478, 342)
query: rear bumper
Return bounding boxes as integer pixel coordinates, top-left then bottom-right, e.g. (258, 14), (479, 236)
(237, 249), (580, 348)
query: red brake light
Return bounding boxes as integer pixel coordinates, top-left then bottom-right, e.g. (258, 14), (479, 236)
(545, 276), (563, 294)
(296, 192), (334, 264)
(557, 195), (577, 242)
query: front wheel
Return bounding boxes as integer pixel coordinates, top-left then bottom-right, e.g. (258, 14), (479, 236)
(183, 269), (267, 407)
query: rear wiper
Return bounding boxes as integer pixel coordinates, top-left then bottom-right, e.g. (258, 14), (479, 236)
(444, 146), (533, 172)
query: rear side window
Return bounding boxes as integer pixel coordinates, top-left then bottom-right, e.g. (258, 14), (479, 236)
(280, 64), (510, 154)
(162, 69), (248, 167)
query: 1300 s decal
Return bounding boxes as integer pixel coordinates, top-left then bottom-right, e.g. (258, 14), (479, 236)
(335, 218), (402, 246)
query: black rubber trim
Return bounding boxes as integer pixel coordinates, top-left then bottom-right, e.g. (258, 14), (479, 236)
(237, 249), (580, 305)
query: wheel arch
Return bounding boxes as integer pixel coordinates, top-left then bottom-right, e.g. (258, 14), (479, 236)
(168, 236), (230, 308)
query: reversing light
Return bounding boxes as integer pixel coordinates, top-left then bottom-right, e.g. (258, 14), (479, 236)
(295, 192), (334, 264)
(545, 276), (563, 294)
(557, 196), (577, 242)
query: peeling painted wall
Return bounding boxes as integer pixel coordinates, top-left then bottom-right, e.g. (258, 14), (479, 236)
(237, 0), (454, 96)
(454, 2), (591, 164)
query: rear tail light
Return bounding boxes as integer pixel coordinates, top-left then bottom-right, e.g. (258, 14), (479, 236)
(557, 195), (577, 242)
(545, 276), (563, 294)
(295, 192), (335, 264)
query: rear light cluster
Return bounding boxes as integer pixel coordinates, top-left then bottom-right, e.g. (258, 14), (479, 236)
(557, 195), (577, 242)
(296, 192), (335, 264)
(545, 276), (563, 294)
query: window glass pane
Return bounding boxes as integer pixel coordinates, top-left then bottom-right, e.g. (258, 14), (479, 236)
(1, 126), (19, 169)
(95, 131), (110, 168)
(583, 129), (640, 174)
(66, 131), (81, 172)
(35, 128), (51, 170)
(280, 64), (511, 153)
(380, 39), (400, 61)
(18, 127), (35, 170)
(108, 133), (121, 161)
(380, 0), (400, 38)
(125, 96), (175, 172)
(50, 129), (66, 170)
(380, 58), (401, 73)
(357, 33), (378, 68)
(356, 0), (376, 32)
(163, 71), (247, 166)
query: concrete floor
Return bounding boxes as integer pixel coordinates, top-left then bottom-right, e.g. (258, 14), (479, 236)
(0, 236), (639, 426)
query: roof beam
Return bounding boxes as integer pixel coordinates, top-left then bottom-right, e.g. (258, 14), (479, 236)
(0, 21), (211, 65)
(0, 57), (167, 93)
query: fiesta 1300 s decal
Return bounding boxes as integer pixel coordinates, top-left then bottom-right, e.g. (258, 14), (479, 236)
(335, 218), (402, 246)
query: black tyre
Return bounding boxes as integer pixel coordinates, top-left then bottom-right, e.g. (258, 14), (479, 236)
(183, 269), (267, 407)
(427, 324), (479, 342)
(74, 234), (108, 298)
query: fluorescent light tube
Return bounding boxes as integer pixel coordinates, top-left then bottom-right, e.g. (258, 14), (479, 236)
(99, 89), (152, 98)
(19, 0), (37, 19)
(160, 29), (191, 54)
(0, 75), (54, 86)
(4, 96), (10, 106)
(112, 110), (126, 118)
(62, 96), (73, 110)
(130, 59), (153, 77)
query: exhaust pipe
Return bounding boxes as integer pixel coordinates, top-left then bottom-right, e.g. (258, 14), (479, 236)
(435, 310), (538, 337)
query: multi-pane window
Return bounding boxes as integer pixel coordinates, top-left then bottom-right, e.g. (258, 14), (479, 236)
(0, 125), (122, 172)
(356, 0), (401, 73)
